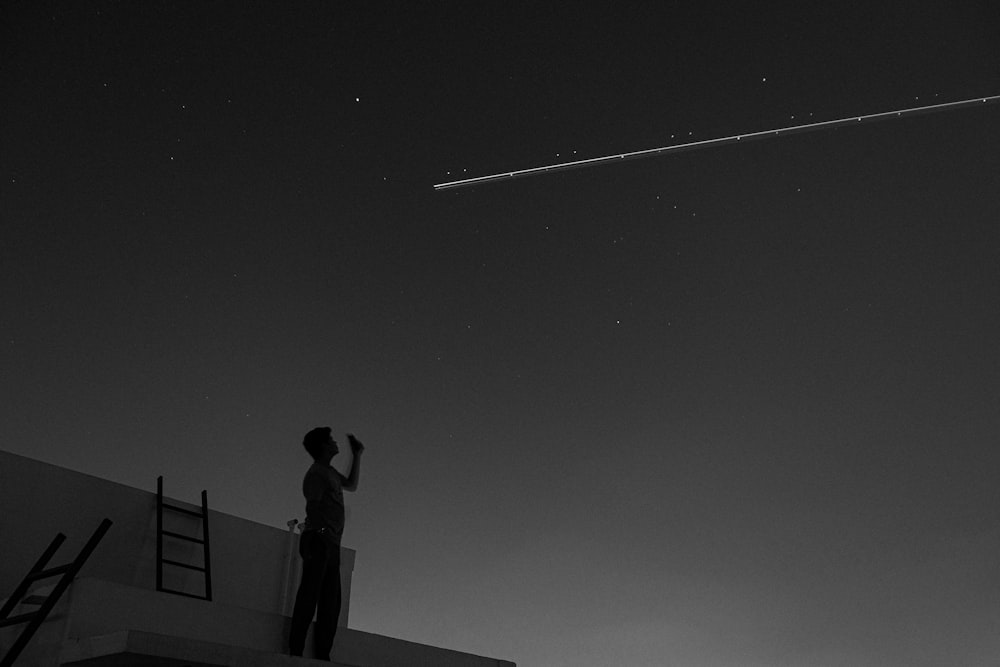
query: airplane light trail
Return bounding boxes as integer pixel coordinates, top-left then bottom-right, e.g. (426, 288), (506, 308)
(433, 95), (1000, 191)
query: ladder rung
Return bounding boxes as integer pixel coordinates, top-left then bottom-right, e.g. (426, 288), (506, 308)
(158, 587), (210, 601)
(161, 558), (206, 572)
(25, 564), (73, 582)
(0, 518), (112, 667)
(161, 502), (204, 518)
(0, 611), (40, 628)
(161, 530), (205, 544)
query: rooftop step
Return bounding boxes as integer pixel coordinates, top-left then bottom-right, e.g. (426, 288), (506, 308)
(62, 630), (343, 666)
(5, 578), (514, 667)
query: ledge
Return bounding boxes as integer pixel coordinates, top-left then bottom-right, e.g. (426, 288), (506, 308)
(60, 630), (346, 666)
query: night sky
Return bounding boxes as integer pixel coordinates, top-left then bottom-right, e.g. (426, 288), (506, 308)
(3, 4), (1000, 666)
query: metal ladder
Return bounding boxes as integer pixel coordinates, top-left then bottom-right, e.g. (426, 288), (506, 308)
(0, 518), (113, 667)
(156, 476), (213, 601)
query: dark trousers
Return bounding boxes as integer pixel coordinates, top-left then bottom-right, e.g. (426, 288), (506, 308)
(289, 530), (342, 660)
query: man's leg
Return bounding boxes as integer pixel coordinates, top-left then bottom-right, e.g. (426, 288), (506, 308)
(289, 532), (325, 656)
(312, 543), (342, 661)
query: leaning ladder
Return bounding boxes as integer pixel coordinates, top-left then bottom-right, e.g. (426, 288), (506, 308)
(156, 476), (213, 601)
(0, 518), (113, 667)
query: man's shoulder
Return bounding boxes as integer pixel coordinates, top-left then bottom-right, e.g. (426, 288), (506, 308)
(305, 463), (344, 484)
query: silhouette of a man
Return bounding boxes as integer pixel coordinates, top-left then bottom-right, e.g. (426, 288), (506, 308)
(289, 427), (364, 660)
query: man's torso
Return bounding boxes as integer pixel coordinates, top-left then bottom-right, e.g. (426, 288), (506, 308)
(302, 462), (345, 541)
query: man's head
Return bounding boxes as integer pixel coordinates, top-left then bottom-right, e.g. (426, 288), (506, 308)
(303, 427), (338, 462)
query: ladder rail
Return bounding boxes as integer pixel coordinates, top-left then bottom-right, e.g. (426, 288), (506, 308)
(0, 532), (65, 621)
(0, 518), (113, 667)
(156, 475), (164, 593)
(201, 488), (213, 601)
(156, 476), (212, 601)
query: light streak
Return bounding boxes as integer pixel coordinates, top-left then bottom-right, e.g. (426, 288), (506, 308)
(433, 95), (1000, 191)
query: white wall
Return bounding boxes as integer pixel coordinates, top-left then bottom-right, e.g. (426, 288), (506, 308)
(0, 449), (355, 624)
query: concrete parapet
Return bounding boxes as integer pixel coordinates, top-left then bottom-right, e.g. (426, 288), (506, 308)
(0, 449), (354, 623)
(7, 577), (514, 667)
(0, 450), (515, 666)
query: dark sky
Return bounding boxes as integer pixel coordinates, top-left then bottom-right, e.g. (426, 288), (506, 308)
(3, 3), (1000, 666)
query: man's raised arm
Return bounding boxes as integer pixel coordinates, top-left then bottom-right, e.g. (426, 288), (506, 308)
(343, 433), (364, 492)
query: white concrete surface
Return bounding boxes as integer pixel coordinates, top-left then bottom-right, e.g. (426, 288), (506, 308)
(0, 449), (516, 667)
(61, 630), (342, 666)
(0, 449), (354, 623)
(9, 577), (514, 666)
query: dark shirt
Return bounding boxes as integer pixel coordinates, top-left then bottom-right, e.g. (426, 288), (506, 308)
(302, 462), (345, 541)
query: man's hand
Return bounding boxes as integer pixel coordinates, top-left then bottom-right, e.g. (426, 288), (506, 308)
(347, 433), (365, 454)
